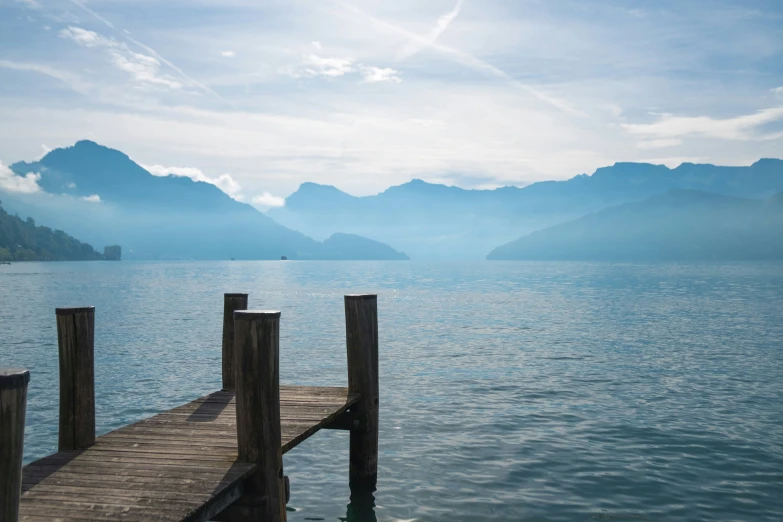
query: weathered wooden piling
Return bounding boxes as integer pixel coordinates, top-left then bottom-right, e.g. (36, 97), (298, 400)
(11, 294), (380, 521)
(0, 368), (30, 522)
(233, 310), (287, 522)
(345, 294), (380, 489)
(56, 306), (95, 451)
(221, 293), (248, 390)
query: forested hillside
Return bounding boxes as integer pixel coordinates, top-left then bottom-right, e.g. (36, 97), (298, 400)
(0, 200), (102, 261)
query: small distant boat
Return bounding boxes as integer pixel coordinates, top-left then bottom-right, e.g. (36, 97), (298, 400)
(0, 262), (10, 265)
(281, 256), (288, 261)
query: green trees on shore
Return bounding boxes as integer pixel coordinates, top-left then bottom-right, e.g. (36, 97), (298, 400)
(0, 200), (102, 261)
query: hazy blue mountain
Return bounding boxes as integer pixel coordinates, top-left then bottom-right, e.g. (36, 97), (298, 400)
(487, 190), (783, 261)
(0, 200), (102, 261)
(321, 233), (409, 260)
(14, 140), (242, 213)
(4, 141), (407, 260)
(268, 160), (783, 260)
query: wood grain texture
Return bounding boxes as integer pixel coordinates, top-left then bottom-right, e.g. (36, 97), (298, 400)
(0, 368), (30, 522)
(233, 310), (286, 522)
(221, 293), (248, 390)
(345, 294), (380, 489)
(20, 386), (358, 522)
(56, 307), (95, 451)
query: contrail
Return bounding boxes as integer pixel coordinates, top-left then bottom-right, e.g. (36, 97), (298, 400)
(398, 0), (464, 60)
(340, 1), (584, 117)
(67, 0), (236, 108)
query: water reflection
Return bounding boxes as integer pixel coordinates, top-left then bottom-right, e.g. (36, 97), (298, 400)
(343, 485), (377, 522)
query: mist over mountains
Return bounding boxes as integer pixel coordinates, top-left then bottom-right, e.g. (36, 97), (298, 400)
(2, 141), (409, 260)
(0, 201), (103, 261)
(488, 190), (783, 261)
(269, 159), (783, 260)
(1, 140), (781, 262)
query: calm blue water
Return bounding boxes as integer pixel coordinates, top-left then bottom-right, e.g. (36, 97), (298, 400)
(1, 261), (782, 521)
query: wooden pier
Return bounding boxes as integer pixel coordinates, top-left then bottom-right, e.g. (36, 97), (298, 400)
(0, 294), (379, 522)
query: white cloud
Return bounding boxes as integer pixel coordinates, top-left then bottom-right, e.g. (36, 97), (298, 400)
(0, 60), (90, 94)
(252, 192), (286, 209)
(59, 26), (183, 90)
(284, 54), (400, 84)
(0, 160), (41, 194)
(221, 51), (236, 58)
(361, 66), (402, 84)
(64, 1), (232, 106)
(398, 0), (463, 60)
(110, 51), (183, 89)
(300, 54), (356, 78)
(635, 138), (682, 149)
(604, 104), (624, 119)
(141, 164), (243, 198)
(622, 107), (783, 141)
(81, 194), (101, 202)
(4, 1), (783, 198)
(59, 26), (105, 47)
(773, 87), (783, 97)
(36, 144), (53, 161)
(281, 52), (357, 79)
(26, 85), (602, 195)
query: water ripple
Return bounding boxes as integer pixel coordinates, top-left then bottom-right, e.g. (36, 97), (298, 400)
(1, 260), (782, 521)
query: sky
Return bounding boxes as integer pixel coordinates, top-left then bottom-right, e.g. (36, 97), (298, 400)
(1, 0), (782, 208)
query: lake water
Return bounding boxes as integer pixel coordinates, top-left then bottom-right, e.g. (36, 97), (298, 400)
(1, 261), (782, 521)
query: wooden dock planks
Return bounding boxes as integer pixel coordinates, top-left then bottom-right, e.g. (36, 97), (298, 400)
(19, 386), (359, 522)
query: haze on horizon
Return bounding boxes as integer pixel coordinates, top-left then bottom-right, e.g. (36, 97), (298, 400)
(1, 0), (783, 209)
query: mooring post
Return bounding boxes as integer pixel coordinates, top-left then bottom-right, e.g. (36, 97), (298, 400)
(56, 306), (95, 451)
(233, 310), (286, 522)
(0, 368), (30, 522)
(345, 294), (379, 489)
(222, 293), (248, 390)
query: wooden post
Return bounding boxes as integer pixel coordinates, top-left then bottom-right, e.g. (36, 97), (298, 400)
(233, 310), (286, 522)
(345, 294), (379, 489)
(222, 293), (248, 390)
(56, 306), (95, 451)
(0, 368), (30, 522)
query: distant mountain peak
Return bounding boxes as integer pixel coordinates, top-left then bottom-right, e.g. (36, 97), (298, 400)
(50, 139), (122, 156)
(73, 139), (101, 148)
(296, 181), (349, 194)
(752, 158), (783, 167)
(382, 178), (460, 196)
(590, 162), (671, 180)
(4, 140), (408, 261)
(284, 181), (356, 212)
(39, 140), (136, 172)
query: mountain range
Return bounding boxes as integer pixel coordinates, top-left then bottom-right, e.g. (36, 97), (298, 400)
(2, 140), (782, 262)
(268, 159), (783, 260)
(3, 141), (409, 260)
(488, 189), (783, 261)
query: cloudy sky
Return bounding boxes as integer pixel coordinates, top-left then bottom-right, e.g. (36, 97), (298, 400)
(1, 0), (782, 207)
